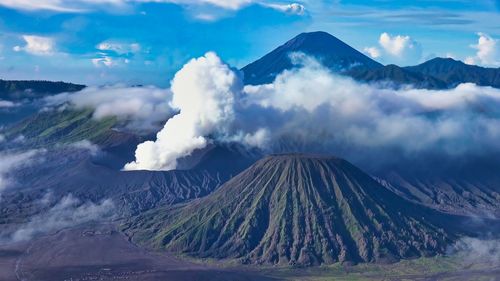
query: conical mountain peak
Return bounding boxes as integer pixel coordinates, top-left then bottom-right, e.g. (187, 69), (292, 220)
(241, 31), (382, 85)
(126, 154), (459, 266)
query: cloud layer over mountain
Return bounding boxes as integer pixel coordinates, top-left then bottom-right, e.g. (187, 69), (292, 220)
(46, 85), (174, 130)
(0, 149), (44, 195)
(5, 194), (114, 242)
(125, 52), (500, 171)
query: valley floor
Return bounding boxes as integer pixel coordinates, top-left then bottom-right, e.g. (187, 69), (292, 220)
(0, 223), (498, 281)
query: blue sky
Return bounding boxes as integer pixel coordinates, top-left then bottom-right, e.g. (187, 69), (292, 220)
(0, 0), (498, 86)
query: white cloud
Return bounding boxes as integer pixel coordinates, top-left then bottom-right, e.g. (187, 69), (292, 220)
(45, 85), (174, 130)
(91, 55), (115, 67)
(7, 194), (114, 242)
(0, 0), (83, 12)
(0, 150), (44, 194)
(124, 52), (242, 171)
(467, 32), (499, 67)
(0, 0), (305, 14)
(364, 32), (422, 64)
(170, 0), (253, 10)
(363, 46), (381, 59)
(263, 2), (305, 15)
(245, 56), (500, 158)
(126, 52), (500, 171)
(0, 100), (17, 108)
(97, 41), (141, 54)
(67, 140), (100, 156)
(91, 41), (141, 67)
(450, 237), (500, 265)
(13, 35), (55, 56)
(464, 56), (476, 65)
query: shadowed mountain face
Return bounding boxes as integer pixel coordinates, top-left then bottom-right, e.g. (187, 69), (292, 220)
(347, 64), (449, 89)
(0, 79), (85, 101)
(0, 143), (260, 222)
(241, 32), (500, 89)
(241, 31), (382, 85)
(404, 58), (500, 88)
(125, 154), (464, 266)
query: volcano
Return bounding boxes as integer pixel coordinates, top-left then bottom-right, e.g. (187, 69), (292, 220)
(125, 154), (464, 266)
(241, 31), (382, 85)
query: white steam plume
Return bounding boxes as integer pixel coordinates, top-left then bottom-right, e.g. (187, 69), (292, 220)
(124, 52), (242, 170)
(126, 52), (500, 171)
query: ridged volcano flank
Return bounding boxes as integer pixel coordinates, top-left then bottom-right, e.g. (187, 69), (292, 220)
(241, 31), (382, 85)
(127, 154), (456, 265)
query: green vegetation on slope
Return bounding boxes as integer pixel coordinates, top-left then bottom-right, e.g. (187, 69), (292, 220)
(263, 256), (498, 281)
(4, 108), (119, 146)
(0, 79), (85, 101)
(124, 154), (457, 266)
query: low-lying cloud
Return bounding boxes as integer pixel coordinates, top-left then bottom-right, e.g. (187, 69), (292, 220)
(124, 52), (243, 170)
(6, 194), (114, 243)
(0, 149), (44, 195)
(46, 85), (174, 131)
(125, 52), (500, 171)
(449, 237), (500, 266)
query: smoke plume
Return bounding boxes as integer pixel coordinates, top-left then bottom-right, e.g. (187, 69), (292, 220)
(124, 52), (243, 170)
(125, 52), (500, 171)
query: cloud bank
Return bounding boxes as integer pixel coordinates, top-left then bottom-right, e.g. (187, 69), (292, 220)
(125, 52), (500, 171)
(7, 194), (114, 242)
(46, 85), (174, 130)
(0, 150), (44, 195)
(450, 237), (500, 266)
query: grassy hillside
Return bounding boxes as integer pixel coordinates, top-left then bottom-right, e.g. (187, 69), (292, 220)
(4, 108), (120, 146)
(0, 79), (85, 101)
(124, 154), (463, 266)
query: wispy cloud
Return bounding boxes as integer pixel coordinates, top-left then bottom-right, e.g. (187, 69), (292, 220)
(0, 150), (44, 195)
(5, 194), (114, 242)
(0, 0), (306, 15)
(13, 35), (56, 56)
(45, 85), (174, 130)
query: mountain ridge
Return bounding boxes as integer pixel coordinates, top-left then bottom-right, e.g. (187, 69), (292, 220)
(124, 153), (465, 266)
(241, 31), (500, 89)
(0, 79), (85, 101)
(242, 31), (382, 85)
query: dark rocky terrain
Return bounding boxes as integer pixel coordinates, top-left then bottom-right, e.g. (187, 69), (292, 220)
(242, 31), (382, 85)
(123, 154), (482, 266)
(242, 31), (500, 89)
(0, 223), (278, 281)
(0, 79), (84, 101)
(404, 57), (500, 88)
(1, 30), (500, 280)
(347, 64), (448, 89)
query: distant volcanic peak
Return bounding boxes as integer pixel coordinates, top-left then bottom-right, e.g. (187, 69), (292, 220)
(241, 31), (382, 85)
(265, 153), (342, 161)
(284, 31), (351, 51)
(140, 153), (454, 266)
